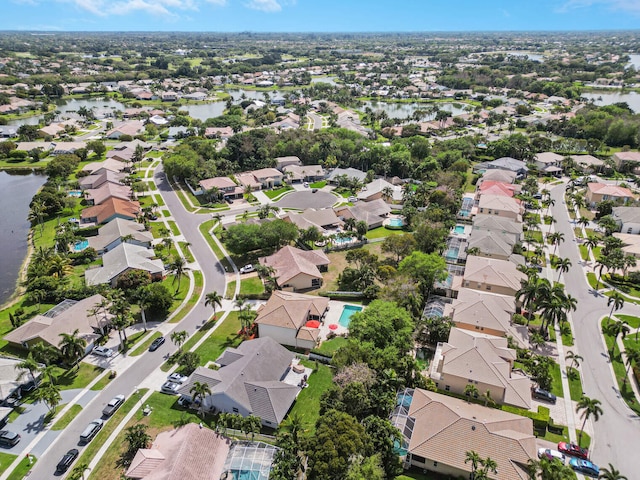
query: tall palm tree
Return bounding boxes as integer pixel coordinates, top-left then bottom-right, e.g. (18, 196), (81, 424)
(169, 256), (189, 293)
(576, 396), (603, 447)
(547, 231), (565, 256)
(15, 353), (41, 385)
(190, 381), (212, 418)
(555, 257), (572, 282)
(607, 291), (625, 320)
(584, 235), (600, 263)
(170, 330), (188, 353)
(465, 451), (482, 476)
(33, 381), (61, 413)
(603, 318), (630, 359)
(622, 346), (640, 389)
(133, 286), (151, 332)
(283, 413), (305, 444)
(598, 463), (627, 480)
(58, 329), (86, 368)
(565, 350), (583, 370)
(204, 291), (223, 321)
(464, 384), (479, 401)
(516, 275), (542, 324)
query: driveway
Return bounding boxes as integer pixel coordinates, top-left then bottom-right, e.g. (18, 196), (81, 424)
(274, 190), (337, 209)
(550, 184), (640, 473)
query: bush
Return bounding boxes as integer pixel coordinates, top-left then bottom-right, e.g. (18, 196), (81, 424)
(512, 314), (527, 325)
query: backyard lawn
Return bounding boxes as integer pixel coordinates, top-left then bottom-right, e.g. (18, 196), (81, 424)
(314, 336), (348, 356)
(287, 360), (333, 433)
(193, 312), (242, 366)
(240, 276), (265, 296)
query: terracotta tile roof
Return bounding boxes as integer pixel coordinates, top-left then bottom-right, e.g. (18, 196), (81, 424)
(255, 290), (329, 329)
(478, 195), (522, 214)
(80, 198), (140, 224)
(587, 182), (634, 198)
(198, 176), (237, 191)
(463, 256), (526, 292)
(86, 182), (132, 205)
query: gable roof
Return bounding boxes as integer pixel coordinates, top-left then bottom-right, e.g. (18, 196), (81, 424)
(86, 182), (132, 205)
(335, 198), (391, 227)
(472, 214), (523, 236)
(612, 206), (640, 225)
(357, 178), (403, 201)
(88, 218), (153, 252)
(480, 169), (517, 184)
(79, 170), (127, 189)
(82, 158), (127, 174)
(534, 152), (564, 164)
(178, 337), (300, 425)
(402, 388), (536, 480)
(468, 230), (517, 257)
(478, 181), (521, 197)
(488, 157), (528, 172)
(80, 198), (140, 224)
(85, 243), (164, 285)
(282, 208), (342, 232)
(463, 256), (526, 292)
(259, 246), (329, 285)
(198, 176), (237, 191)
(587, 182), (634, 199)
(478, 195), (522, 214)
(256, 291), (329, 330)
(327, 167), (367, 182)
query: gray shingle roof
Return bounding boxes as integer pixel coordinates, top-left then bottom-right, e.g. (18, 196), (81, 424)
(85, 243), (163, 285)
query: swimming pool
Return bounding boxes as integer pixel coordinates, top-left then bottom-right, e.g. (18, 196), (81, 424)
(388, 218), (404, 227)
(73, 240), (89, 252)
(333, 236), (354, 245)
(338, 305), (363, 328)
(68, 190), (83, 197)
(453, 225), (465, 235)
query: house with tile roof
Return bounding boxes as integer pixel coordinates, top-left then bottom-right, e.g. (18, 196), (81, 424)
(357, 178), (403, 203)
(612, 151), (640, 170)
(85, 243), (164, 286)
(198, 176), (244, 199)
(391, 388), (536, 480)
(80, 198), (140, 225)
(477, 181), (521, 199)
(82, 158), (128, 175)
(430, 328), (532, 409)
(177, 337), (305, 427)
(533, 152), (564, 175)
(570, 154), (604, 172)
(282, 164), (325, 183)
(255, 291), (329, 350)
(478, 169), (517, 184)
(78, 170), (127, 190)
(472, 214), (523, 243)
(326, 167), (367, 185)
(477, 195), (523, 221)
(612, 206), (640, 234)
(275, 155), (302, 170)
(586, 182), (635, 207)
(444, 288), (528, 347)
(334, 198), (392, 229)
(4, 294), (111, 353)
(259, 246), (329, 291)
(457, 255), (526, 296)
(467, 229), (517, 261)
(87, 218), (153, 254)
(105, 120), (144, 139)
(85, 182), (132, 205)
(282, 208), (343, 234)
(251, 168), (284, 189)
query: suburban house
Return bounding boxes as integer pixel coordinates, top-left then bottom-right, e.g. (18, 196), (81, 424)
(82, 158), (127, 175)
(177, 337), (308, 427)
(0, 356), (43, 404)
(275, 155), (302, 170)
(613, 233), (640, 258)
(533, 152), (564, 175)
(612, 206), (640, 234)
(570, 154), (604, 172)
(326, 167), (367, 185)
(612, 151), (640, 170)
(204, 126), (234, 139)
(391, 388), (535, 480)
(430, 327), (532, 409)
(586, 183), (635, 207)
(357, 178), (403, 203)
(78, 170), (127, 190)
(282, 164), (326, 183)
(51, 141), (87, 155)
(472, 214), (523, 243)
(87, 218), (153, 254)
(334, 198), (392, 229)
(456, 255), (526, 296)
(467, 229), (517, 260)
(282, 208), (343, 234)
(85, 182), (132, 205)
(4, 295), (112, 353)
(254, 291), (329, 350)
(80, 198), (140, 225)
(259, 245), (329, 291)
(0, 126), (18, 138)
(475, 157), (528, 176)
(234, 172), (263, 192)
(478, 169), (517, 184)
(198, 176), (244, 199)
(251, 168), (284, 189)
(444, 288), (528, 347)
(84, 243), (164, 286)
(476, 181), (521, 198)
(477, 195), (523, 221)
(125, 423), (279, 480)
(105, 120), (145, 140)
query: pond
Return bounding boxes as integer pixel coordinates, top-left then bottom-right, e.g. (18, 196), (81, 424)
(311, 76), (338, 85)
(581, 91), (640, 113)
(504, 51), (545, 62)
(627, 54), (640, 70)
(7, 96), (126, 126)
(360, 100), (470, 120)
(181, 102), (226, 121)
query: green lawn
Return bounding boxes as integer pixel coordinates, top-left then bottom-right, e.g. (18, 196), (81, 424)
(615, 314), (640, 329)
(309, 180), (327, 189)
(6, 455), (35, 480)
(198, 219), (234, 273)
(579, 245), (590, 261)
(314, 337), (348, 356)
(226, 280), (236, 299)
(91, 373), (114, 391)
(561, 322), (574, 347)
(161, 313), (224, 372)
(586, 272), (599, 289)
(263, 186), (293, 200)
(52, 404), (83, 430)
(169, 269), (204, 324)
(605, 275), (640, 299)
(167, 220), (180, 236)
(129, 332), (163, 357)
(193, 312), (242, 366)
(240, 276), (265, 296)
(0, 453), (17, 476)
(550, 361), (564, 398)
(179, 242), (195, 263)
(287, 360), (333, 433)
(543, 426), (591, 449)
(365, 227), (407, 240)
(54, 363), (104, 390)
(573, 227), (583, 239)
(567, 367), (584, 401)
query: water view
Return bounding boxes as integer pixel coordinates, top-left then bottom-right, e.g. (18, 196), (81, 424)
(0, 170), (47, 305)
(360, 100), (470, 120)
(581, 91), (640, 113)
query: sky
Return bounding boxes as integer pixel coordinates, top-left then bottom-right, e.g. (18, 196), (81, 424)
(6, 0), (640, 32)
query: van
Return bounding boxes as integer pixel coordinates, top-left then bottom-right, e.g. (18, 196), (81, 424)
(79, 419), (103, 444)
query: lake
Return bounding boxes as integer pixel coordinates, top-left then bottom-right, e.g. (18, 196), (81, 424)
(0, 170), (47, 305)
(7, 96), (126, 126)
(627, 54), (640, 70)
(581, 91), (640, 113)
(360, 100), (470, 120)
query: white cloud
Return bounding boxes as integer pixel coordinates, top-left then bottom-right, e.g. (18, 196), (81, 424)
(62, 0), (210, 17)
(560, 0), (640, 13)
(206, 0), (227, 5)
(245, 0), (282, 12)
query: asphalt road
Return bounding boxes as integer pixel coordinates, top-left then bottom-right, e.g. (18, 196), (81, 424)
(550, 184), (640, 475)
(307, 112), (323, 130)
(24, 165), (226, 479)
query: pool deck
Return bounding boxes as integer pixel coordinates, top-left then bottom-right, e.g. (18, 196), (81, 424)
(317, 300), (363, 340)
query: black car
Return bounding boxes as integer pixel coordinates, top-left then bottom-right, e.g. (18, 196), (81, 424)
(149, 336), (166, 351)
(56, 448), (79, 473)
(532, 387), (557, 404)
(0, 430), (20, 448)
(20, 380), (38, 394)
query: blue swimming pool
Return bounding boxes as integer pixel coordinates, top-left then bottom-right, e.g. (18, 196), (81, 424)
(338, 305), (363, 328)
(389, 218), (404, 227)
(73, 240), (89, 252)
(454, 225), (465, 235)
(445, 247), (459, 261)
(68, 190), (83, 197)
(334, 236), (354, 245)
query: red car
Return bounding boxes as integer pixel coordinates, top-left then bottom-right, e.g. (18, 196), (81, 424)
(558, 442), (589, 459)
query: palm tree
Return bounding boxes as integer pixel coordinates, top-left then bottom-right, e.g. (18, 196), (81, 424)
(170, 330), (189, 353)
(584, 235), (600, 263)
(465, 451), (482, 477)
(576, 396), (603, 447)
(48, 255), (73, 279)
(239, 309), (257, 337)
(15, 353), (42, 385)
(565, 350), (583, 370)
(464, 384), (479, 401)
(58, 329), (86, 368)
(381, 186), (394, 202)
(30, 342), (59, 366)
(41, 364), (57, 385)
(33, 381), (61, 413)
(283, 413), (305, 444)
(530, 331), (546, 351)
(622, 346), (640, 389)
(555, 257), (572, 282)
(344, 217), (356, 232)
(124, 424), (152, 457)
(190, 381), (212, 417)
(607, 291), (625, 320)
(29, 200), (47, 237)
(204, 291), (223, 321)
(598, 463), (627, 480)
(69, 463), (90, 480)
(516, 276), (542, 324)
(547, 231), (565, 256)
(109, 297), (132, 350)
(169, 256), (189, 293)
(481, 390), (496, 407)
(603, 318), (630, 359)
(243, 415), (262, 440)
(133, 286), (151, 332)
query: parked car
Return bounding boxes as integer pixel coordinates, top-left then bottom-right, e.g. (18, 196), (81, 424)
(161, 381), (180, 395)
(79, 419), (104, 444)
(167, 373), (188, 384)
(177, 396), (192, 408)
(303, 182), (309, 188)
(224, 196), (233, 204)
(93, 346), (114, 357)
(56, 448), (79, 473)
(537, 448), (565, 464)
(348, 196), (357, 202)
(312, 188), (318, 193)
(102, 394), (125, 417)
(149, 336), (166, 352)
(19, 380), (38, 394)
(532, 387), (557, 404)
(240, 264), (255, 274)
(557, 442), (589, 459)
(569, 458), (599, 477)
(0, 430), (20, 448)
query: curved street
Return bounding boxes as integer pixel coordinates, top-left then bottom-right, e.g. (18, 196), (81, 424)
(20, 165), (226, 479)
(550, 183), (640, 474)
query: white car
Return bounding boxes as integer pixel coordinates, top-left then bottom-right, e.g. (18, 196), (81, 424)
(93, 346), (114, 358)
(161, 381), (180, 395)
(167, 373), (188, 384)
(240, 264), (255, 274)
(303, 182), (309, 188)
(538, 448), (566, 464)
